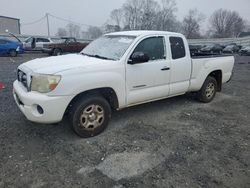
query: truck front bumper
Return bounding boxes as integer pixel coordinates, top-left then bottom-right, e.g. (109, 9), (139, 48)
(13, 80), (73, 124)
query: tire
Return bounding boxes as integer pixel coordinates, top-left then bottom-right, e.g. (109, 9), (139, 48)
(9, 49), (17, 57)
(48, 51), (53, 56)
(53, 48), (62, 56)
(69, 95), (111, 138)
(197, 76), (217, 103)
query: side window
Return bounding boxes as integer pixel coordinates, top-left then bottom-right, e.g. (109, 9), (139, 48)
(133, 37), (165, 61)
(43, 38), (50, 42)
(170, 37), (186, 59)
(36, 38), (44, 43)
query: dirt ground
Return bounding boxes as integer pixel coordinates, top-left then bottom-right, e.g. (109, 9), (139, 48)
(0, 53), (250, 188)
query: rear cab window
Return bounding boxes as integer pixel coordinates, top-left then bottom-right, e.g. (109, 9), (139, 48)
(169, 36), (186, 59)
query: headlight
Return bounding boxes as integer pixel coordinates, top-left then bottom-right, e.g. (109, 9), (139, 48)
(31, 74), (61, 93)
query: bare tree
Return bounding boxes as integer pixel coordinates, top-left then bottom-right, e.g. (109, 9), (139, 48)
(86, 26), (103, 39)
(66, 23), (81, 38)
(56, 28), (67, 37)
(209, 9), (246, 38)
(121, 0), (179, 31)
(104, 24), (121, 33)
(182, 9), (205, 39)
(122, 0), (144, 30)
(110, 9), (123, 28)
(156, 0), (179, 31)
(140, 0), (160, 30)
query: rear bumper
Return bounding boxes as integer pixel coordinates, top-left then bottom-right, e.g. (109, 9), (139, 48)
(13, 80), (73, 124)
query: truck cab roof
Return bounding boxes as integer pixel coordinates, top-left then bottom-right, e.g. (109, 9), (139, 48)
(106, 30), (184, 38)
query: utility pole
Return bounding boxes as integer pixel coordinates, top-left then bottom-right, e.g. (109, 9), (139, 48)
(46, 13), (50, 37)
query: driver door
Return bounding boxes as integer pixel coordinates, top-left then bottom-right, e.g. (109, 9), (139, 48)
(126, 36), (171, 106)
(24, 37), (33, 50)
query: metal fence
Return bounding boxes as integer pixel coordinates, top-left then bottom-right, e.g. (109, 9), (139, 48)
(1, 33), (250, 46)
(188, 37), (250, 46)
(0, 33), (91, 43)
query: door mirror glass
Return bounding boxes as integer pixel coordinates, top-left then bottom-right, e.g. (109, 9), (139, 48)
(129, 52), (150, 64)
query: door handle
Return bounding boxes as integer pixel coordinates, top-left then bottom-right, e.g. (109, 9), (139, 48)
(161, 67), (170, 71)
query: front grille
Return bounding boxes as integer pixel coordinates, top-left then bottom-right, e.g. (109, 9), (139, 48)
(17, 69), (28, 90)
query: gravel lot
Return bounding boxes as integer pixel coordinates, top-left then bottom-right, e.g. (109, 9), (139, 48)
(0, 53), (250, 188)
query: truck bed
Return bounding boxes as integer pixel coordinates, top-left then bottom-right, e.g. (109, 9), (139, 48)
(192, 54), (234, 59)
(188, 55), (235, 92)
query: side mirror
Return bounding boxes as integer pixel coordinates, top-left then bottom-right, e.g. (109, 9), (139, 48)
(128, 52), (150, 64)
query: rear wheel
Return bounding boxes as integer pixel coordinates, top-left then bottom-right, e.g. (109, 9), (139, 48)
(69, 95), (111, 138)
(9, 49), (17, 57)
(197, 76), (217, 103)
(53, 48), (62, 56)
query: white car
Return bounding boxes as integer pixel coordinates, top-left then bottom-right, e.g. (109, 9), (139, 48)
(13, 31), (234, 137)
(23, 37), (53, 51)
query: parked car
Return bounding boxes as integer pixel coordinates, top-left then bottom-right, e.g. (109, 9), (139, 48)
(43, 37), (89, 56)
(200, 44), (224, 54)
(13, 30), (234, 138)
(189, 45), (203, 56)
(223, 44), (241, 54)
(0, 38), (24, 57)
(23, 37), (53, 51)
(239, 46), (250, 56)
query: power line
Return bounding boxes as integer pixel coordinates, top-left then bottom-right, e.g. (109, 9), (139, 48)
(21, 16), (46, 26)
(48, 13), (97, 28)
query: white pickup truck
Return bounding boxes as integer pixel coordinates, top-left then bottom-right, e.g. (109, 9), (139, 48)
(13, 31), (234, 137)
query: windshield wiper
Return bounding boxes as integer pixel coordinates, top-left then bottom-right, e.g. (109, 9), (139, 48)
(81, 53), (115, 60)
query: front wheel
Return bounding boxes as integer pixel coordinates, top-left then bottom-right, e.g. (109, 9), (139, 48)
(9, 49), (17, 57)
(69, 95), (111, 138)
(197, 76), (217, 103)
(53, 48), (62, 56)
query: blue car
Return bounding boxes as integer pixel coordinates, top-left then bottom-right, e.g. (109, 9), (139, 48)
(0, 38), (24, 57)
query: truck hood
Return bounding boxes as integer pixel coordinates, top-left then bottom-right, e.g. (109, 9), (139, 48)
(19, 54), (114, 74)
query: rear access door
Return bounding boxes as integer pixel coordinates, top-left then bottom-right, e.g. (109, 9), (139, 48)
(168, 36), (192, 95)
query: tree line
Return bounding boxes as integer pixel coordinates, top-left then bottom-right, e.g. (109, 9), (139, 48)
(56, 0), (250, 40)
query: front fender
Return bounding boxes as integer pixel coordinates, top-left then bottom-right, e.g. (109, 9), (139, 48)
(49, 70), (126, 108)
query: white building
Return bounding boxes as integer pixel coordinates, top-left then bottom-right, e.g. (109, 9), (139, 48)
(0, 16), (20, 34)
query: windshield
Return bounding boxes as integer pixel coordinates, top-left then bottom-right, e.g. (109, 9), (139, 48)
(81, 35), (136, 60)
(24, 37), (32, 43)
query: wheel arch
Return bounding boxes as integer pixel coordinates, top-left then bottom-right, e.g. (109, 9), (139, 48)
(65, 87), (119, 115)
(207, 70), (222, 91)
(53, 47), (63, 54)
(8, 49), (17, 56)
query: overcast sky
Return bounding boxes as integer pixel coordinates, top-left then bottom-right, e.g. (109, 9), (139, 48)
(0, 0), (249, 36)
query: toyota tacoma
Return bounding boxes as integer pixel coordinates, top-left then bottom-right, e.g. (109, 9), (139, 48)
(13, 31), (234, 138)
